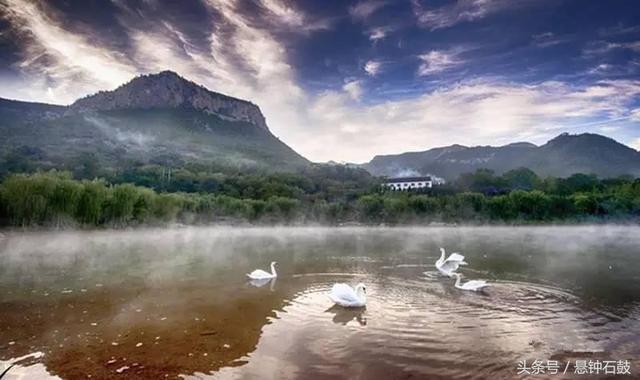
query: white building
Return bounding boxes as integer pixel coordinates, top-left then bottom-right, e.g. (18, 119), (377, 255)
(383, 176), (433, 191)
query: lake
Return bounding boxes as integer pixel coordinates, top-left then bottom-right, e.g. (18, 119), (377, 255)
(0, 226), (639, 379)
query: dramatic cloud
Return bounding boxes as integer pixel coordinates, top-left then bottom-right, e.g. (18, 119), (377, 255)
(258, 0), (331, 32)
(259, 0), (305, 27)
(301, 79), (640, 161)
(0, 0), (137, 103)
(1, 0), (639, 162)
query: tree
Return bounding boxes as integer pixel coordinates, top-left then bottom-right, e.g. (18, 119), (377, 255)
(106, 184), (141, 225)
(76, 180), (108, 225)
(502, 168), (540, 190)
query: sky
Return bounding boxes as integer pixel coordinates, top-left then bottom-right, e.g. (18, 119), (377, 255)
(1, 0), (640, 163)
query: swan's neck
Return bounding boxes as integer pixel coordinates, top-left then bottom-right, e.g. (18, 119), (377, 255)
(438, 249), (446, 263)
(270, 263), (277, 276)
(454, 275), (461, 287)
(357, 288), (366, 303)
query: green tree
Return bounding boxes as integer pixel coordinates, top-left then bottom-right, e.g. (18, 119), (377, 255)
(502, 168), (540, 190)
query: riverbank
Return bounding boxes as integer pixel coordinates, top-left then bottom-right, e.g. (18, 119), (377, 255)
(1, 171), (639, 229)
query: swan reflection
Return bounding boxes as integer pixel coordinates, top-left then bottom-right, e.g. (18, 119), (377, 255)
(325, 304), (367, 326)
(248, 277), (277, 290)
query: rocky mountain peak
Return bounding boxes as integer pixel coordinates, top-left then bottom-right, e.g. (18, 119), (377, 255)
(69, 71), (268, 130)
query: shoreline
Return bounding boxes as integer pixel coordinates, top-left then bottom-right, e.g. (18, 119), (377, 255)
(1, 221), (639, 235)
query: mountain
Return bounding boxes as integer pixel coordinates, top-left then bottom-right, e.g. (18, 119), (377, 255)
(0, 71), (308, 173)
(363, 133), (640, 180)
(70, 71), (268, 130)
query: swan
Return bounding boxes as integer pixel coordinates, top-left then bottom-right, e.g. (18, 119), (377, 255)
(246, 261), (277, 280)
(435, 247), (467, 277)
(453, 273), (489, 291)
(328, 283), (367, 308)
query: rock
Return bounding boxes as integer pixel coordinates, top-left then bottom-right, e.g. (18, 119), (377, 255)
(69, 71), (268, 131)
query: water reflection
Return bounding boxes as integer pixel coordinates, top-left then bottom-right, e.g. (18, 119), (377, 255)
(0, 226), (639, 379)
(0, 352), (60, 379)
(248, 278), (276, 290)
(324, 305), (367, 326)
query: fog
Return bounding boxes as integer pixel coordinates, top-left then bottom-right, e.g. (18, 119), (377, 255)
(2, 225), (639, 291)
(1, 225), (639, 378)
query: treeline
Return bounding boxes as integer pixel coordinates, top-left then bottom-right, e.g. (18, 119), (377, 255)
(358, 168), (640, 223)
(0, 168), (639, 228)
(0, 172), (315, 227)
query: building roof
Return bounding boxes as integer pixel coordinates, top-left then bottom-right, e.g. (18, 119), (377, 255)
(384, 176), (432, 183)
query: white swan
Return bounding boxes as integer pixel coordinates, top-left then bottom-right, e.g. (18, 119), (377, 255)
(453, 273), (489, 291)
(328, 283), (367, 308)
(246, 261), (277, 280)
(435, 247), (467, 277)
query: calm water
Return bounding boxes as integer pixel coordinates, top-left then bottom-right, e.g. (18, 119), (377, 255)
(0, 226), (639, 379)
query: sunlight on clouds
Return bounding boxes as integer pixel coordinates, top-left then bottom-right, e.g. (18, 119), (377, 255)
(1, 0), (638, 163)
(1, 0), (136, 103)
(260, 0), (304, 27)
(299, 79), (640, 162)
(258, 0), (331, 32)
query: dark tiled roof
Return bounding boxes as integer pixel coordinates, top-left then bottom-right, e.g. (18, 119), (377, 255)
(384, 176), (432, 183)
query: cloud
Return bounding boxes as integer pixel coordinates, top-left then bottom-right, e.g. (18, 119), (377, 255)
(259, 0), (304, 27)
(531, 32), (570, 48)
(582, 40), (640, 60)
(418, 49), (464, 75)
(299, 79), (640, 162)
(342, 80), (363, 101)
(412, 0), (540, 31)
(258, 0), (331, 32)
(364, 60), (382, 76)
(598, 24), (640, 37)
(0, 0), (137, 103)
(2, 0), (640, 164)
(631, 138), (640, 151)
(349, 1), (387, 20)
(368, 26), (390, 42)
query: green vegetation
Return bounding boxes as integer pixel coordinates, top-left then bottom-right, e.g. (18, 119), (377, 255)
(1, 167), (639, 228)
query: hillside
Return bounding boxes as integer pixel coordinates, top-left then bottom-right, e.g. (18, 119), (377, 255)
(363, 133), (640, 180)
(0, 71), (308, 174)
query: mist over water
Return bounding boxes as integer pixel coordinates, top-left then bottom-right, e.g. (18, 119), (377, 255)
(0, 226), (639, 379)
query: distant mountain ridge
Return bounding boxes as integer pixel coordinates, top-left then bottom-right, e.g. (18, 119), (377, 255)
(0, 71), (308, 173)
(363, 133), (640, 180)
